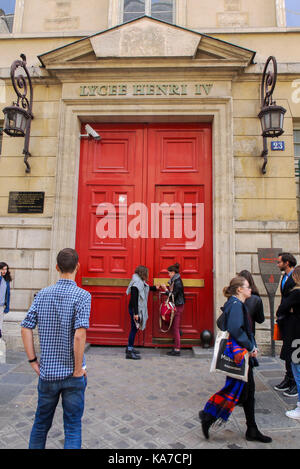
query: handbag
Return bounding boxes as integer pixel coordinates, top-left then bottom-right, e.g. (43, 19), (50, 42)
(273, 323), (282, 341)
(159, 293), (175, 333)
(210, 330), (249, 382)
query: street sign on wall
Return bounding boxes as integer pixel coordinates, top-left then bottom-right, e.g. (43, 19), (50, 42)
(271, 141), (285, 151)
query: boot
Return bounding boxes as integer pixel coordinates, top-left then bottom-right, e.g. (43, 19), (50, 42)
(199, 410), (216, 440)
(126, 350), (141, 360)
(245, 425), (272, 443)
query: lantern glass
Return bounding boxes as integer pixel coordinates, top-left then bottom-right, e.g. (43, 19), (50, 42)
(264, 112), (271, 132)
(2, 106), (29, 137)
(270, 109), (280, 129)
(259, 105), (286, 138)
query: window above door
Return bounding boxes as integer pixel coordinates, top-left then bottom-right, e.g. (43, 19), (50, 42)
(108, 0), (186, 28)
(122, 0), (175, 24)
(0, 0), (15, 33)
(285, 0), (300, 27)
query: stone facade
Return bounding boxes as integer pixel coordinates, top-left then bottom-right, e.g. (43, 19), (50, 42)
(0, 1), (299, 352)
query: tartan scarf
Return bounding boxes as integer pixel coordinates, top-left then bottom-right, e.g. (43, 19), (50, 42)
(204, 336), (247, 422)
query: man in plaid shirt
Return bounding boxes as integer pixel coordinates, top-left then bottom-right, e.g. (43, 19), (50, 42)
(21, 248), (91, 449)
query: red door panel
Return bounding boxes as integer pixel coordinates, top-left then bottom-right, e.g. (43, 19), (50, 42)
(76, 123), (213, 346)
(144, 125), (213, 346)
(150, 185), (207, 341)
(76, 125), (144, 345)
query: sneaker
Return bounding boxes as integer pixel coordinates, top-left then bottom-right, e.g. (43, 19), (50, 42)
(283, 384), (298, 397)
(274, 377), (291, 392)
(286, 403), (300, 419)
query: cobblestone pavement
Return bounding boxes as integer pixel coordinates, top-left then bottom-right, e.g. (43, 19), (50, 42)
(0, 346), (300, 450)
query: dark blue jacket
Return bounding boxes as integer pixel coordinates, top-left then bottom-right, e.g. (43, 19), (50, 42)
(217, 296), (256, 352)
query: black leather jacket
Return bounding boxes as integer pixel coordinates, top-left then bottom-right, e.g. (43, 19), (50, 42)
(167, 274), (185, 306)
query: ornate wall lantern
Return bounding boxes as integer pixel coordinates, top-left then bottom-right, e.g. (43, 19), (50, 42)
(258, 56), (286, 174)
(2, 54), (33, 173)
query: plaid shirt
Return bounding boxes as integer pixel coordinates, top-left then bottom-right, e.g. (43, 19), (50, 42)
(21, 279), (91, 381)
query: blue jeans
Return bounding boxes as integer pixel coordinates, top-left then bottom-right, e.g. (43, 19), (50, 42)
(29, 375), (87, 449)
(291, 362), (300, 401)
(128, 307), (138, 349)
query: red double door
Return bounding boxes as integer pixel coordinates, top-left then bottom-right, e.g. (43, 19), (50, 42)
(76, 123), (213, 346)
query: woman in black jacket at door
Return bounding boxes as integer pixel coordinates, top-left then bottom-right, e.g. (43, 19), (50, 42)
(161, 263), (185, 356)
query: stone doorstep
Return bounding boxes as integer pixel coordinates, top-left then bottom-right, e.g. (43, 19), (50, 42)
(192, 346), (213, 359)
(87, 345), (212, 359)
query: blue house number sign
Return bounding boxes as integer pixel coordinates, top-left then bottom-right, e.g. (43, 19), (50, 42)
(271, 141), (285, 151)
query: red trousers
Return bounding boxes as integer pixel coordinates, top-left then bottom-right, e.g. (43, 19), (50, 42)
(172, 304), (184, 349)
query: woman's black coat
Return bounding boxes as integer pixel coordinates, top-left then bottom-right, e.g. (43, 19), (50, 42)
(276, 288), (300, 361)
(244, 294), (265, 336)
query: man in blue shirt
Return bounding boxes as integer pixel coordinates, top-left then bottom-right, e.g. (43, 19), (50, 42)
(21, 248), (91, 449)
(274, 252), (297, 397)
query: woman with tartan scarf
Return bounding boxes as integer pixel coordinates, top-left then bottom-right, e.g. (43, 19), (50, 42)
(199, 276), (272, 443)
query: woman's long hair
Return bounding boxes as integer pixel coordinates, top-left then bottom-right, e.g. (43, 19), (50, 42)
(238, 270), (260, 296)
(292, 265), (300, 287)
(223, 276), (247, 298)
(134, 265), (149, 282)
(0, 262), (12, 282)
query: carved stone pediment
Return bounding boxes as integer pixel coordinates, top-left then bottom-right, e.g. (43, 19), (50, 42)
(38, 16), (255, 70)
(90, 17), (201, 58)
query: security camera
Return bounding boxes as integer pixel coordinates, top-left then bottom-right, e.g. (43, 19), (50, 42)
(85, 124), (101, 141)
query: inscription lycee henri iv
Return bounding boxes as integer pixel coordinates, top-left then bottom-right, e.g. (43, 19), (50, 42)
(79, 83), (213, 97)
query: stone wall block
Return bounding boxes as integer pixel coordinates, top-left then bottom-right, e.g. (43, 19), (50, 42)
(34, 250), (50, 269)
(0, 249), (34, 269)
(17, 229), (51, 250)
(271, 233), (300, 253)
(235, 253), (252, 273)
(13, 269), (49, 290)
(9, 289), (32, 311)
(235, 232), (271, 253)
(0, 229), (17, 248)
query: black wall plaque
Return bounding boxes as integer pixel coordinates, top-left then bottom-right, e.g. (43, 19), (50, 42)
(8, 191), (45, 214)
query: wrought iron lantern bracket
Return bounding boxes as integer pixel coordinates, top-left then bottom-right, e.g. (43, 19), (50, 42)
(258, 56), (286, 174)
(2, 54), (34, 173)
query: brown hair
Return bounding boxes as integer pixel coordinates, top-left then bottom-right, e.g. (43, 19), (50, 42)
(135, 265), (149, 281)
(292, 265), (300, 286)
(223, 276), (248, 298)
(167, 263), (180, 274)
(238, 270), (260, 296)
(57, 248), (79, 273)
